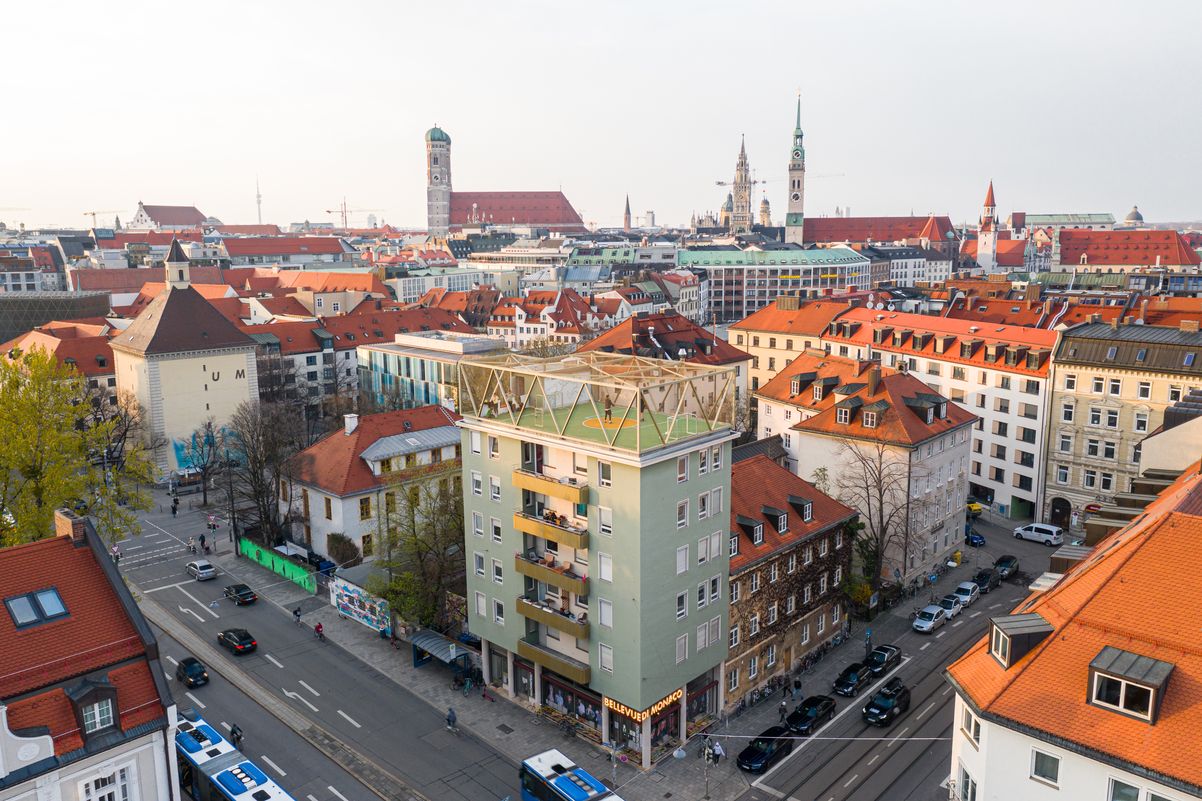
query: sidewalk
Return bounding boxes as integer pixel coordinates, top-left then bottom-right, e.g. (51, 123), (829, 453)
(151, 490), (938, 801)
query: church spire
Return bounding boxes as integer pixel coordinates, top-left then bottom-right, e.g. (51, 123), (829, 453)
(794, 93), (802, 134)
(165, 239), (191, 289)
(623, 194), (631, 232)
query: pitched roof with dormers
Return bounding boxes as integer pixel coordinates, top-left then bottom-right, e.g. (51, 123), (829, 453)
(449, 191), (583, 227)
(756, 351), (892, 410)
(960, 238), (1027, 267)
(823, 307), (1059, 378)
(1057, 229), (1200, 268)
(2, 328), (116, 377)
(578, 312), (750, 366)
(947, 463), (1202, 795)
(804, 215), (956, 245)
(728, 455), (856, 573)
(287, 406), (461, 497)
(222, 236), (351, 258)
(729, 299), (852, 336)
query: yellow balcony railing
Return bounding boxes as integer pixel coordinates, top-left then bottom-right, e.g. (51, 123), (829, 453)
(513, 553), (589, 596)
(516, 596), (590, 639)
(513, 512), (588, 550)
(512, 468), (588, 504)
(517, 636), (591, 685)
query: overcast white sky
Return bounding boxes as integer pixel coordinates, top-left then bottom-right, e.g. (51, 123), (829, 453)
(3, 0), (1199, 230)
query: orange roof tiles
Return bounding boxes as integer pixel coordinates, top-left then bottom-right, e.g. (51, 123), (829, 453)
(804, 215), (955, 245)
(947, 463), (1202, 792)
(577, 312), (750, 366)
(729, 299), (851, 336)
(1058, 229), (1200, 268)
(3, 329), (116, 377)
(756, 351), (888, 409)
(960, 238), (1027, 267)
(944, 297), (1048, 328)
(728, 455), (856, 572)
(449, 190), (582, 226)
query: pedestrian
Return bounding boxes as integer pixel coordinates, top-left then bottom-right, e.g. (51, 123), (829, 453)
(711, 739), (725, 764)
(778, 699), (788, 723)
(782, 683), (789, 700)
(792, 677), (802, 701)
(171, 504), (177, 518)
(603, 394), (613, 423)
(199, 532), (207, 551)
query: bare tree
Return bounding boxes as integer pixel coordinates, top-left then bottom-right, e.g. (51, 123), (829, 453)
(182, 419), (223, 506)
(833, 439), (929, 590)
(228, 401), (306, 543)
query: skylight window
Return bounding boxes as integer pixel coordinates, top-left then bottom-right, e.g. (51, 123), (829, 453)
(1105, 346), (1117, 360)
(1186, 352), (1196, 367)
(5, 588), (68, 628)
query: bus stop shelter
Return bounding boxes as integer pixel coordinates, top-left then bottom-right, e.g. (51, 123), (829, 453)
(411, 629), (472, 676)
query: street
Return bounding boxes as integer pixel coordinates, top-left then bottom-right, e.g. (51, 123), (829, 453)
(121, 500), (517, 801)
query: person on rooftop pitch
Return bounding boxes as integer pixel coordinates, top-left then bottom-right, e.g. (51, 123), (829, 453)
(603, 393), (613, 423)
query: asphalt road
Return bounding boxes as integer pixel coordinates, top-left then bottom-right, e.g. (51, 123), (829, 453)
(737, 516), (1056, 801)
(157, 627), (375, 801)
(121, 504), (517, 801)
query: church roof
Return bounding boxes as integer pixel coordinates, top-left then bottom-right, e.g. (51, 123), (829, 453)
(111, 285), (254, 356)
(449, 191), (582, 226)
(983, 181), (996, 207)
(804, 215), (955, 245)
(165, 238), (188, 264)
(137, 204), (207, 226)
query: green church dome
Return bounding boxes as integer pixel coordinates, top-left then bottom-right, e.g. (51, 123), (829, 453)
(425, 126), (451, 144)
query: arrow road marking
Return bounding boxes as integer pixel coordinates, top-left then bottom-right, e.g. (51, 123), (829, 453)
(264, 654), (284, 669)
(178, 587), (220, 619)
(337, 710), (361, 728)
(185, 692), (206, 709)
(260, 755), (286, 777)
(179, 605), (205, 623)
(298, 680), (320, 697)
(282, 688), (318, 712)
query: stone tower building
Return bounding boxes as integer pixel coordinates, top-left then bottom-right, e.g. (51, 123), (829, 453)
(426, 126), (452, 237)
(976, 181), (998, 272)
(759, 196), (772, 227)
(623, 194), (632, 231)
(784, 97), (807, 244)
(731, 137), (753, 234)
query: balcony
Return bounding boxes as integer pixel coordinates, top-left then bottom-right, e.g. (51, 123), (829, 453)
(514, 552), (589, 596)
(517, 635), (591, 685)
(514, 512), (589, 550)
(516, 596), (590, 639)
(512, 468), (589, 504)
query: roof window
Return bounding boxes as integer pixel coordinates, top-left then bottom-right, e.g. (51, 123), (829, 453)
(5, 588), (69, 628)
(1186, 352), (1196, 367)
(1105, 346), (1117, 360)
(1088, 646), (1174, 723)
(989, 613), (1052, 668)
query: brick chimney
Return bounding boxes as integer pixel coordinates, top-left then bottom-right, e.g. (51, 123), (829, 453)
(55, 508), (87, 545)
(868, 367), (881, 397)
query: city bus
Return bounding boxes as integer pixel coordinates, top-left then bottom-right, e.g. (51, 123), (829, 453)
(175, 712), (296, 801)
(519, 749), (627, 801)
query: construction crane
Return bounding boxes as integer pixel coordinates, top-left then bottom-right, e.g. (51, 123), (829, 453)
(83, 210), (120, 227)
(324, 198), (383, 229)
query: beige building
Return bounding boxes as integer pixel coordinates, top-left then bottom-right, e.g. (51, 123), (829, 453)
(727, 297), (850, 396)
(1045, 321), (1202, 530)
(112, 241), (259, 476)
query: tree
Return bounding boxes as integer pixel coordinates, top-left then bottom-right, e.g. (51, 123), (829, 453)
(80, 390), (157, 543)
(368, 476), (465, 630)
(181, 419), (223, 506)
(832, 439), (929, 590)
(326, 532), (362, 568)
(227, 401), (305, 543)
(0, 349), (150, 546)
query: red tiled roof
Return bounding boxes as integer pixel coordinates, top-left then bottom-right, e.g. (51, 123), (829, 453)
(983, 181), (995, 207)
(578, 312), (750, 366)
(960, 238), (1027, 267)
(254, 295), (313, 318)
(288, 406), (461, 496)
(804, 215), (955, 245)
(318, 307), (473, 346)
(944, 297), (1047, 328)
(112, 286), (254, 356)
(728, 455), (856, 572)
(273, 270), (387, 294)
(223, 236), (348, 257)
(755, 351), (888, 409)
(947, 463), (1202, 791)
(2, 330), (115, 377)
(216, 224), (282, 235)
(1058, 229), (1200, 267)
(449, 191), (583, 226)
(139, 204), (207, 226)
(96, 230), (203, 249)
(69, 266), (224, 293)
(729, 299), (851, 336)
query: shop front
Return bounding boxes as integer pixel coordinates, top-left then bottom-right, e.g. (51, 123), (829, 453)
(541, 674), (603, 744)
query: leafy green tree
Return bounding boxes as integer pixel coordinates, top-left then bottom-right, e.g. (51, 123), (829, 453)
(227, 400), (305, 543)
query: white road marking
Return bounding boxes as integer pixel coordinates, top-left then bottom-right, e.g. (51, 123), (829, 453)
(179, 605), (205, 623)
(952, 620), (964, 628)
(969, 611), (982, 618)
(264, 654), (284, 669)
(867, 754), (880, 766)
(916, 702), (937, 721)
(282, 688), (318, 712)
(177, 586), (220, 619)
(221, 721), (231, 730)
(260, 755), (287, 777)
(298, 680), (320, 697)
(942, 686), (953, 696)
(185, 692), (206, 709)
(936, 631), (946, 639)
(887, 726), (909, 747)
(753, 786), (784, 798)
(164, 655), (179, 666)
(844, 774), (859, 788)
(307, 796), (320, 801)
(123, 544), (145, 551)
(328, 787), (350, 801)
(164, 671), (173, 681)
(989, 603), (1002, 609)
(337, 709), (361, 728)
(144, 581), (191, 594)
(920, 642), (931, 651)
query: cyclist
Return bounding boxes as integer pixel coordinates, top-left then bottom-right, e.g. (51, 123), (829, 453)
(293, 607), (302, 624)
(314, 622), (324, 640)
(446, 707), (457, 730)
(187, 536), (196, 554)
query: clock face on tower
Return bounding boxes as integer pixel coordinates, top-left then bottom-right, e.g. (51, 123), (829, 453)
(790, 192), (801, 202)
(792, 149), (802, 160)
(432, 175), (440, 183)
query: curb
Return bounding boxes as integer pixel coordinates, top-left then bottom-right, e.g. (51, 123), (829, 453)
(134, 587), (430, 801)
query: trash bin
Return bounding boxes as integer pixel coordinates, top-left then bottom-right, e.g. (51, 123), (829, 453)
(952, 550), (963, 565)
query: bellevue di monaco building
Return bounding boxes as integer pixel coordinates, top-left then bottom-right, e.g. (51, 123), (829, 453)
(458, 352), (740, 768)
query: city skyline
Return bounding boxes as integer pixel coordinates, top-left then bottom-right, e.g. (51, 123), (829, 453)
(4, 0), (1200, 230)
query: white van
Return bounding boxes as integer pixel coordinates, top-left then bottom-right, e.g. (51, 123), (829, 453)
(1013, 523), (1064, 546)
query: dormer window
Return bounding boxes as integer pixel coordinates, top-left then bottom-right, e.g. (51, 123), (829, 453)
(989, 613), (1053, 669)
(752, 524), (764, 545)
(862, 411), (877, 428)
(990, 627), (1010, 664)
(802, 502), (812, 522)
(938, 402), (947, 419)
(924, 408), (933, 424)
(82, 698), (114, 733)
(836, 407), (850, 424)
(791, 379), (800, 395)
(813, 384), (823, 401)
(777, 514), (788, 533)
(1088, 646), (1173, 723)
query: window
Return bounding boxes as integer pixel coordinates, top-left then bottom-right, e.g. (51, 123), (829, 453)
(475, 591), (486, 616)
(750, 572), (761, 593)
(676, 633), (688, 664)
(697, 622), (709, 649)
(471, 471), (482, 496)
(1084, 469), (1097, 488)
(5, 588), (68, 627)
(676, 592), (688, 620)
(835, 530), (843, 549)
(1056, 464), (1069, 484)
(819, 573), (828, 594)
(1087, 438), (1100, 457)
(961, 707), (980, 743)
(472, 512), (484, 538)
(1171, 385), (1183, 402)
(698, 492), (709, 520)
(990, 626), (1010, 664)
(777, 513), (788, 532)
(323, 496), (332, 519)
(711, 487), (723, 514)
(490, 476), (501, 501)
(1030, 750), (1059, 785)
(1138, 381), (1151, 399)
(677, 455), (689, 483)
(729, 535), (739, 556)
(82, 699), (114, 733)
(599, 553), (613, 582)
(748, 654), (759, 680)
(1187, 352), (1197, 367)
(765, 643), (777, 668)
(1064, 373), (1076, 390)
(599, 598), (613, 628)
(492, 559), (503, 584)
(1089, 407), (1102, 426)
(727, 668), (739, 692)
(1061, 403), (1074, 423)
(836, 407), (850, 424)
(1058, 434), (1072, 453)
(730, 581), (740, 603)
(359, 497), (371, 520)
(699, 449), (709, 474)
(710, 576), (720, 603)
(1108, 378), (1121, 395)
(487, 436), (499, 459)
(786, 594), (796, 614)
(767, 602), (778, 625)
(1108, 780), (1140, 801)
(677, 500), (689, 528)
(817, 613), (825, 634)
(729, 624), (740, 649)
(474, 553), (485, 576)
(491, 518), (502, 543)
(804, 545), (813, 565)
(1103, 441), (1116, 460)
(598, 506), (613, 535)
(470, 431), (482, 454)
(676, 545), (689, 574)
(749, 614), (760, 636)
(818, 538), (828, 557)
(1135, 412), (1148, 432)
(1092, 377), (1104, 393)
(598, 461), (612, 487)
(752, 523), (764, 545)
(834, 566), (842, 585)
(1093, 673), (1153, 719)
(712, 446), (722, 470)
(81, 766), (133, 801)
(1107, 409), (1119, 428)
(599, 643), (614, 673)
(786, 553), (797, 573)
(958, 764), (978, 801)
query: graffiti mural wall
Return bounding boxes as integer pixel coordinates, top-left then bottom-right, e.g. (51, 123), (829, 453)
(329, 576), (391, 636)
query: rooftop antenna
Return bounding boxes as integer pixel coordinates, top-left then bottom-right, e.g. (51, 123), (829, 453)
(256, 177), (263, 225)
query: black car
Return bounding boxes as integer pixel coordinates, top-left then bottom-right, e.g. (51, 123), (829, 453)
(217, 628), (257, 655)
(972, 568), (1001, 593)
(175, 657), (209, 687)
(864, 644), (901, 678)
(832, 662), (874, 697)
(994, 555), (1019, 580)
(861, 677), (911, 726)
(223, 584), (258, 605)
(736, 725), (794, 773)
(785, 695), (837, 735)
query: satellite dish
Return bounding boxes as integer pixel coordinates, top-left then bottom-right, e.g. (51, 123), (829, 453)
(876, 302), (885, 310)
(887, 303), (896, 311)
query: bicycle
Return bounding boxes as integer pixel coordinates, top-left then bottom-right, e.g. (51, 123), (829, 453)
(314, 626), (326, 642)
(462, 676), (474, 696)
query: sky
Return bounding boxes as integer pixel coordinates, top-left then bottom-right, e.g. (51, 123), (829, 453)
(3, 0), (1200, 231)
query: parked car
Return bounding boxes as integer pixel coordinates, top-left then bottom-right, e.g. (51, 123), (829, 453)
(972, 568), (1001, 594)
(913, 605), (947, 633)
(1014, 523), (1065, 546)
(966, 499), (983, 518)
(864, 644), (901, 677)
(938, 594), (963, 619)
(994, 555), (1019, 580)
(217, 628), (257, 655)
(223, 584), (258, 605)
(785, 695), (837, 736)
(833, 663), (874, 697)
(175, 657), (209, 688)
(736, 725), (794, 773)
(862, 677), (911, 726)
(953, 581), (980, 607)
(964, 530), (987, 548)
(186, 560), (216, 581)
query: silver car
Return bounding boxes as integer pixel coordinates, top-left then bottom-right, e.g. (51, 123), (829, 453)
(186, 560), (216, 581)
(953, 581), (980, 607)
(912, 605), (946, 633)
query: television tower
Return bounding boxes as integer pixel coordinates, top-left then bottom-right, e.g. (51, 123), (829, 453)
(256, 177), (263, 225)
